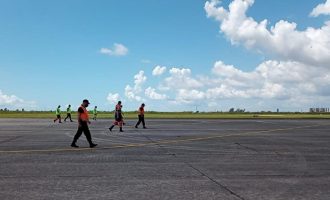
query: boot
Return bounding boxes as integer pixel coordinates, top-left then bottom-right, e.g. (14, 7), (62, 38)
(109, 125), (115, 132)
(90, 143), (98, 148)
(71, 142), (79, 148)
(120, 127), (124, 132)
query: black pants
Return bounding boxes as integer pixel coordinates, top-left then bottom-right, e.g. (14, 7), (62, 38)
(135, 115), (145, 128)
(72, 123), (93, 145)
(64, 113), (72, 121)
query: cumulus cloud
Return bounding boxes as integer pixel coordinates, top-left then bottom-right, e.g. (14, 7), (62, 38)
(100, 43), (128, 56)
(125, 71), (147, 101)
(0, 90), (24, 105)
(125, 85), (142, 101)
(107, 93), (120, 104)
(145, 87), (167, 100)
(164, 68), (203, 89)
(175, 89), (206, 104)
(310, 0), (330, 17)
(152, 65), (167, 76)
(110, 1), (330, 111)
(204, 0), (330, 67)
(0, 90), (36, 109)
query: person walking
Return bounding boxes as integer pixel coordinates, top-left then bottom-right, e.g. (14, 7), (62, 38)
(53, 105), (62, 123)
(109, 101), (124, 132)
(64, 105), (73, 122)
(93, 106), (98, 121)
(135, 103), (146, 129)
(71, 99), (97, 148)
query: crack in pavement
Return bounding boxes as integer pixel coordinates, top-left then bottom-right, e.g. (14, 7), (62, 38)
(136, 131), (245, 200)
(235, 142), (259, 153)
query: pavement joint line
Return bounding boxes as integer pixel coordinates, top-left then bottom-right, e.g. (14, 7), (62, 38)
(0, 124), (323, 154)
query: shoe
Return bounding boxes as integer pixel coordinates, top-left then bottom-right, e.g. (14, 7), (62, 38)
(71, 143), (79, 148)
(135, 126), (138, 128)
(109, 125), (114, 132)
(90, 143), (97, 148)
(143, 127), (147, 129)
(120, 128), (124, 132)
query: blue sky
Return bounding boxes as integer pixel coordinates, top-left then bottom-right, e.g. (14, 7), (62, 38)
(0, 0), (329, 112)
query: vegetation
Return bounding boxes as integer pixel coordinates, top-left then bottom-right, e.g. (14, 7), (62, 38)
(1, 110), (330, 119)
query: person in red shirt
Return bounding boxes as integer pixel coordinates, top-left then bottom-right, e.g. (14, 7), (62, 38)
(109, 101), (124, 132)
(71, 99), (97, 148)
(135, 103), (146, 129)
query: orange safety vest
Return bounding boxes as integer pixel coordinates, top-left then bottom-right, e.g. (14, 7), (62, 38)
(138, 107), (144, 115)
(79, 105), (89, 122)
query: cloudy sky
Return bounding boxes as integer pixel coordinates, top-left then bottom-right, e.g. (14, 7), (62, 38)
(0, 0), (329, 112)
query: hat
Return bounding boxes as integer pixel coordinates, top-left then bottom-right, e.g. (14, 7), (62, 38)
(83, 99), (90, 104)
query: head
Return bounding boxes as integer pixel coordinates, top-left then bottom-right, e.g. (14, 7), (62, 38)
(68, 105), (71, 108)
(82, 99), (90, 107)
(141, 103), (145, 107)
(58, 105), (61, 108)
(118, 101), (122, 105)
(95, 106), (97, 109)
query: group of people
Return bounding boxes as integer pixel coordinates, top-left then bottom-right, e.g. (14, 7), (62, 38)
(54, 99), (147, 149)
(108, 101), (147, 132)
(53, 105), (98, 123)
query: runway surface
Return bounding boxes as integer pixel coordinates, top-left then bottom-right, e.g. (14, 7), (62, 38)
(0, 118), (329, 200)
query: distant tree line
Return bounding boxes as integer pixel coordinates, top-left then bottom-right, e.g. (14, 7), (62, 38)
(228, 108), (246, 113)
(309, 108), (330, 113)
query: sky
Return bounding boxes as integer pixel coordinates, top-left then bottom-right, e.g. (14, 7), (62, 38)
(0, 0), (329, 112)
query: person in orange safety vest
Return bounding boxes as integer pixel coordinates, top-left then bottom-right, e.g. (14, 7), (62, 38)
(71, 99), (97, 148)
(135, 103), (146, 129)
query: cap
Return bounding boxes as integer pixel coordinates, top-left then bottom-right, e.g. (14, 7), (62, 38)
(83, 99), (90, 104)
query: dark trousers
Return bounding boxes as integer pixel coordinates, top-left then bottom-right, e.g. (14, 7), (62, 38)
(135, 115), (145, 128)
(72, 123), (93, 145)
(64, 113), (72, 121)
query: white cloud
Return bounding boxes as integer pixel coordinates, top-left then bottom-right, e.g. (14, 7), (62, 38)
(145, 87), (167, 100)
(204, 0), (330, 67)
(152, 65), (167, 76)
(176, 89), (206, 104)
(0, 90), (36, 109)
(100, 43), (128, 56)
(125, 85), (142, 101)
(0, 90), (24, 105)
(310, 0), (330, 17)
(106, 93), (120, 104)
(109, 1), (330, 111)
(125, 71), (147, 101)
(164, 67), (203, 89)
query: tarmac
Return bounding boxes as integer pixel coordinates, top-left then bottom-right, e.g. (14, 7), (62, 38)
(0, 118), (329, 200)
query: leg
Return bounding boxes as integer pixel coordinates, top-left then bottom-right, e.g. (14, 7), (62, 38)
(119, 120), (124, 132)
(69, 114), (73, 122)
(109, 121), (117, 132)
(135, 115), (142, 128)
(82, 124), (97, 148)
(142, 116), (146, 128)
(71, 125), (83, 147)
(64, 114), (68, 122)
